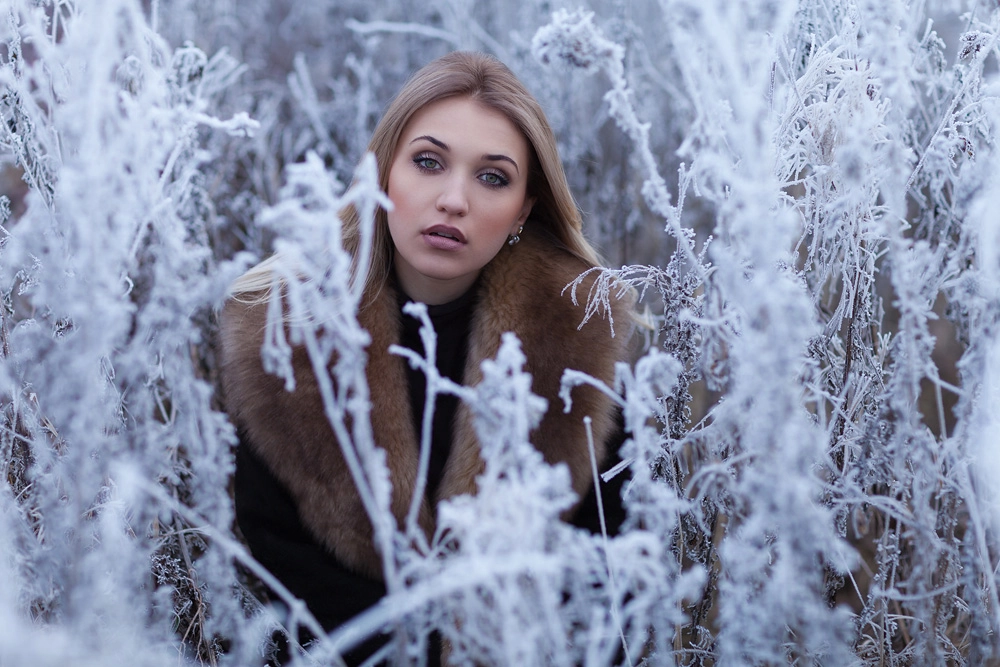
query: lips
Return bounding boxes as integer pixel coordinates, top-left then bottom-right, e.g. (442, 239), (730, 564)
(423, 224), (466, 251)
(425, 225), (466, 243)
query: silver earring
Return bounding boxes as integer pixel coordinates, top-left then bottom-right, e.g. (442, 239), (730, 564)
(507, 225), (523, 246)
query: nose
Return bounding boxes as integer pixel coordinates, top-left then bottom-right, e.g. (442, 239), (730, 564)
(435, 174), (469, 216)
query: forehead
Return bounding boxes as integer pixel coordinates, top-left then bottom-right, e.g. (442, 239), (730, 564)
(396, 96), (529, 158)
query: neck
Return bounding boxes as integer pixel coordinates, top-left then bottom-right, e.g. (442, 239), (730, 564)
(392, 265), (479, 306)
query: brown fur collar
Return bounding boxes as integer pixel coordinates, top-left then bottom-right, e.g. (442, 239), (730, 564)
(220, 228), (633, 579)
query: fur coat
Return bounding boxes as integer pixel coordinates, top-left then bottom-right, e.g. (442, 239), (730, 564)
(220, 227), (633, 580)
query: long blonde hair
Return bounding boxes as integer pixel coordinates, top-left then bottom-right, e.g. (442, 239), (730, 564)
(230, 51), (601, 302)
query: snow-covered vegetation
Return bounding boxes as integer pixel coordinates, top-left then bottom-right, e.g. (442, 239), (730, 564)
(2, 0), (999, 664)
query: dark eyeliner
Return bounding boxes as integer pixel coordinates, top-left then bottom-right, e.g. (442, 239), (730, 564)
(412, 152), (441, 172)
(480, 169), (510, 188)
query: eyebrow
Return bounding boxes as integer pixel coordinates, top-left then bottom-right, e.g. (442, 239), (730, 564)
(410, 135), (520, 174)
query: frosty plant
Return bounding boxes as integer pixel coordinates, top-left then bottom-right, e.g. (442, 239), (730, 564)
(258, 151), (401, 587)
(328, 331), (702, 665)
(563, 350), (708, 661)
(0, 0), (265, 664)
(2, 0), (1000, 664)
(535, 2), (1000, 665)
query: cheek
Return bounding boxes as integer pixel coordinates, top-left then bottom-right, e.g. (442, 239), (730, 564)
(385, 175), (412, 232)
(385, 173), (401, 216)
(385, 160), (412, 211)
(493, 196), (528, 231)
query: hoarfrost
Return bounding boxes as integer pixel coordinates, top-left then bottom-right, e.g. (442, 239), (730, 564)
(2, 0), (999, 664)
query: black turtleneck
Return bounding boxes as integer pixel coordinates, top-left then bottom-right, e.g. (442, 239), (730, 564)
(396, 282), (478, 501)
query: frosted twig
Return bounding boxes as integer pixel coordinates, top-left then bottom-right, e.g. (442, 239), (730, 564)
(585, 416), (633, 666)
(345, 19), (460, 47)
(132, 474), (341, 666)
(533, 10), (705, 279)
(390, 302), (472, 546)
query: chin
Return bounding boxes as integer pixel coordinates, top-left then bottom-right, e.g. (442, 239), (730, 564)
(412, 262), (472, 283)
(427, 271), (469, 283)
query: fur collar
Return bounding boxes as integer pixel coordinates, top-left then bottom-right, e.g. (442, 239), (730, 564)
(220, 228), (633, 579)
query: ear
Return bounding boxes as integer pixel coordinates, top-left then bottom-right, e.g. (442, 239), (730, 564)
(513, 196), (536, 232)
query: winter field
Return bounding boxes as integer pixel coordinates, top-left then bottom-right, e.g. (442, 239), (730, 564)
(2, 0), (1000, 664)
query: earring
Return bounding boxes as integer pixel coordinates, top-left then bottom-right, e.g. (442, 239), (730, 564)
(507, 225), (524, 246)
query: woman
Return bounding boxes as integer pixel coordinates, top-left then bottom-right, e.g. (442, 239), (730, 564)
(220, 51), (633, 665)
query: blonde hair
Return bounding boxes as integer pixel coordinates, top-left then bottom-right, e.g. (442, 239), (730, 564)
(230, 51), (601, 303)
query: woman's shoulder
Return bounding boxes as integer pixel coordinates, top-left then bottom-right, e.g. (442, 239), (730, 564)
(218, 291), (270, 369)
(216, 294), (274, 425)
(473, 226), (635, 366)
(516, 226), (592, 281)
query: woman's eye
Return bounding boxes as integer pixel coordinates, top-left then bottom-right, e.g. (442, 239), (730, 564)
(413, 155), (441, 171)
(480, 171), (509, 188)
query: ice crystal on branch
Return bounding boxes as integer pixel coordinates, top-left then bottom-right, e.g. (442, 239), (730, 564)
(532, 9), (624, 75)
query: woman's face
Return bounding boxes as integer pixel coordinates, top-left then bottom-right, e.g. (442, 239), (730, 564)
(386, 96), (534, 305)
